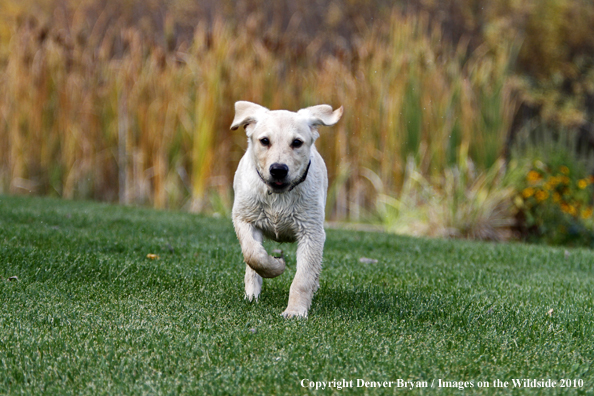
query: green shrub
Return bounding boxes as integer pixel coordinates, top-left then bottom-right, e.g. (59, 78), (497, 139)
(376, 149), (516, 241)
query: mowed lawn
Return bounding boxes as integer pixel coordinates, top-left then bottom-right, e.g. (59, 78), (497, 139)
(1, 195), (593, 395)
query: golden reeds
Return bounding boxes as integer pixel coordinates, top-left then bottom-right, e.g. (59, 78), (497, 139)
(0, 7), (517, 222)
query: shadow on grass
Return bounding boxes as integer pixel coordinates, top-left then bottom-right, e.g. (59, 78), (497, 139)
(312, 284), (456, 324)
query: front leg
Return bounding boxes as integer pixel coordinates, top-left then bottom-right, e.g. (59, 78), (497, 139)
(233, 217), (286, 282)
(282, 229), (325, 318)
(244, 264), (263, 302)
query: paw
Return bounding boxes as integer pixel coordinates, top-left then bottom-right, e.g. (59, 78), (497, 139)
(244, 290), (260, 302)
(281, 306), (308, 319)
(245, 271), (262, 302)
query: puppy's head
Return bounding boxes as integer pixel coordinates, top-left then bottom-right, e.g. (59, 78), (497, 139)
(231, 101), (343, 194)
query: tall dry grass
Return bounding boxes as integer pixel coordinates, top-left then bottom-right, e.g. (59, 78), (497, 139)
(0, 7), (518, 222)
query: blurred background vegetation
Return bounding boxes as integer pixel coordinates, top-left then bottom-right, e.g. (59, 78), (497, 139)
(1, 0), (594, 246)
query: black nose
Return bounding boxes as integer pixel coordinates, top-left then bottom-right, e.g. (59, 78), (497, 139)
(269, 163), (289, 180)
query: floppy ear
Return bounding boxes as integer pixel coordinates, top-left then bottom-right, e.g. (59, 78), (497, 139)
(297, 104), (343, 127)
(230, 101), (269, 133)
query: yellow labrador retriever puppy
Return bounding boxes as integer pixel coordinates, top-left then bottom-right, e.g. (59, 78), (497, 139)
(230, 101), (343, 318)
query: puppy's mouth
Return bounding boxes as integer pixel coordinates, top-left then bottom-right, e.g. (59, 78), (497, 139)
(268, 180), (290, 192)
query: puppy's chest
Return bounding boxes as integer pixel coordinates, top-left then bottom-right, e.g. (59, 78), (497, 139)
(248, 199), (301, 242)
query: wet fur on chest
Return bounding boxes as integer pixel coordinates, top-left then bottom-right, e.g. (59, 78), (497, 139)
(244, 195), (302, 243)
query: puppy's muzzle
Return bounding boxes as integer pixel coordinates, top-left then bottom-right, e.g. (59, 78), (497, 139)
(257, 161), (310, 194)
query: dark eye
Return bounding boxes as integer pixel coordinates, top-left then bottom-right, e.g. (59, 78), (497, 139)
(291, 139), (303, 148)
(260, 137), (270, 147)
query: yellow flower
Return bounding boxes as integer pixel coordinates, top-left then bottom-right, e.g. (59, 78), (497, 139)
(561, 203), (577, 216)
(527, 170), (542, 183)
(546, 178), (558, 189)
(560, 166), (570, 175)
(522, 187), (535, 198)
(582, 207), (594, 219)
(535, 190), (549, 202)
(553, 192), (561, 203)
(578, 179), (589, 189)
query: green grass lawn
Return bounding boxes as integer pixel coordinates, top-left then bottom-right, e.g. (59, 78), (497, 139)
(1, 195), (593, 395)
